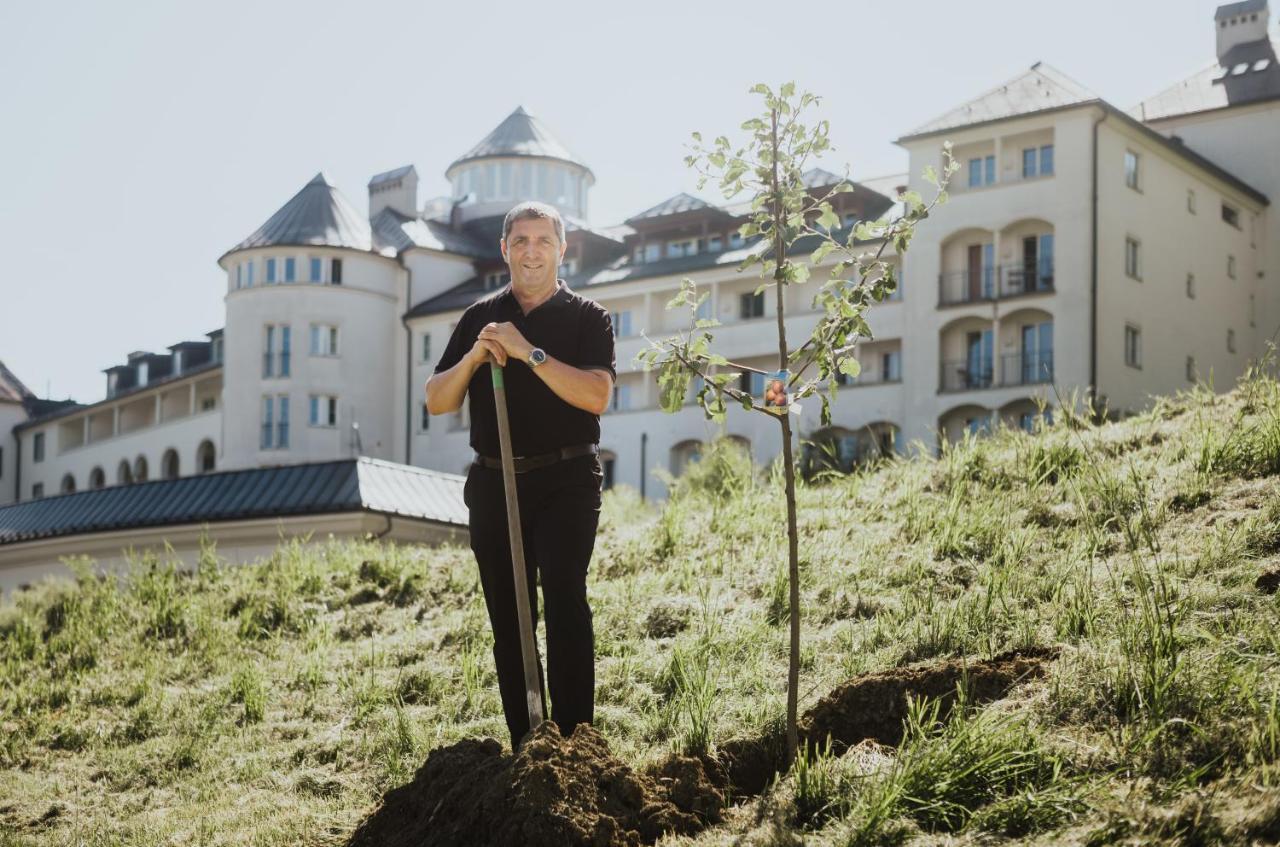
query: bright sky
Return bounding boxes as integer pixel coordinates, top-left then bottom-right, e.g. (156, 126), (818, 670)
(0, 0), (1253, 404)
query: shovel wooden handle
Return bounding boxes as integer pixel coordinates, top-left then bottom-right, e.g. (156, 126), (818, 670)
(490, 361), (545, 733)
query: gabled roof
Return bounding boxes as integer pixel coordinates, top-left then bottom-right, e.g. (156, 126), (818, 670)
(222, 172), (375, 260)
(801, 168), (845, 189)
(447, 106), (591, 178)
(0, 457), (465, 546)
(626, 192), (716, 222)
(0, 361), (33, 404)
(897, 62), (1099, 141)
(370, 207), (497, 259)
(1131, 34), (1279, 122)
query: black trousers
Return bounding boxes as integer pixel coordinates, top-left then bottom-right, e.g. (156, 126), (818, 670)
(463, 452), (604, 751)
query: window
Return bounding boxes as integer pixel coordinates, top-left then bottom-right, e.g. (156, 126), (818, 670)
(32, 483), (43, 499)
(1228, 329), (1237, 354)
(310, 257), (323, 282)
(260, 396), (273, 449)
(740, 291), (765, 319)
(1186, 356), (1197, 382)
(696, 295), (712, 321)
(968, 154), (995, 187)
(559, 258), (578, 277)
(236, 263), (243, 289)
(485, 271), (510, 290)
(740, 371), (767, 395)
(1019, 146), (1054, 176)
(33, 432), (45, 462)
(420, 401), (430, 431)
(284, 257), (295, 282)
(1227, 255), (1237, 279)
(212, 337), (224, 362)
(644, 243), (661, 263)
(1222, 203), (1240, 228)
(611, 311), (632, 338)
(0, 446), (3, 478)
(331, 258), (343, 284)
(310, 323), (339, 356)
(420, 333), (432, 363)
(707, 235), (723, 252)
(1124, 150), (1140, 190)
(263, 324), (291, 377)
(1188, 190), (1196, 214)
(882, 350), (902, 382)
(668, 239), (697, 259)
(729, 231), (744, 249)
(277, 395), (290, 448)
(201, 396), (216, 412)
(246, 260), (255, 287)
(611, 384), (632, 412)
(309, 394), (337, 427)
(1186, 273), (1196, 299)
(266, 257), (277, 284)
(1125, 237), (1141, 280)
(1250, 294), (1256, 327)
(1125, 324), (1142, 369)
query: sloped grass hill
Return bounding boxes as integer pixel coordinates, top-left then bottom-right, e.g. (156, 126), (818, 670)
(3, 363), (1280, 845)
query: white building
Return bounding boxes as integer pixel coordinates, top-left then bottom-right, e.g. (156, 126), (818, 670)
(3, 1), (1277, 518)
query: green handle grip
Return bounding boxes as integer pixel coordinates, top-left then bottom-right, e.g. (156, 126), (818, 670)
(490, 361), (505, 389)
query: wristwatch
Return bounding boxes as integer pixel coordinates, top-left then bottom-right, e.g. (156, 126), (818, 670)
(528, 347), (547, 368)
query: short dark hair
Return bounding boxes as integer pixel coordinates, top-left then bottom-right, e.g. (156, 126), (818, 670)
(502, 201), (565, 244)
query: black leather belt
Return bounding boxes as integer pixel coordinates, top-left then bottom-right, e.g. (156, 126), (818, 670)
(473, 443), (598, 474)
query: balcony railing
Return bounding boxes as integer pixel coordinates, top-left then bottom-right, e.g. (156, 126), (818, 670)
(938, 257), (1054, 305)
(940, 358), (994, 392)
(1001, 351), (1054, 386)
(999, 259), (1054, 297)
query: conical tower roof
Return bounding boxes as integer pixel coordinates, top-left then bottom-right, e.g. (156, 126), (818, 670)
(446, 106), (591, 179)
(222, 172), (373, 259)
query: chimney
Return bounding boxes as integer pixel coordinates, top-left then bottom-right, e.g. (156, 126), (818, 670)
(1215, 1), (1270, 61)
(368, 165), (419, 219)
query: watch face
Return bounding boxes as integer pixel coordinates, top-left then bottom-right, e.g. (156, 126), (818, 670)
(531, 348), (546, 364)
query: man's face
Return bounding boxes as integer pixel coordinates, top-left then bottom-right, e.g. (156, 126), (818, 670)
(501, 216), (565, 290)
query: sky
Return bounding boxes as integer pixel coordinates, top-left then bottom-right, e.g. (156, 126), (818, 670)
(0, 0), (1256, 404)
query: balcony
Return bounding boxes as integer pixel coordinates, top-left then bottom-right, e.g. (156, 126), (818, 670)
(938, 258), (1054, 306)
(1001, 351), (1054, 386)
(940, 358), (994, 392)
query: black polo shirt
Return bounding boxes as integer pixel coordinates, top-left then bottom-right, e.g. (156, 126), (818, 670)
(434, 280), (616, 458)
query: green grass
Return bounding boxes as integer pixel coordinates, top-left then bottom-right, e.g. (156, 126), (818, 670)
(4, 364), (1280, 845)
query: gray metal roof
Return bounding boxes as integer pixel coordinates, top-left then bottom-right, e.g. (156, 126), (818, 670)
(223, 172), (376, 259)
(1217, 0), (1267, 19)
(801, 168), (845, 188)
(447, 106), (592, 177)
(1131, 34), (1279, 122)
(0, 457), (465, 546)
(371, 207), (498, 259)
(368, 164), (416, 187)
(0, 361), (33, 404)
(626, 192), (724, 223)
(898, 62), (1098, 141)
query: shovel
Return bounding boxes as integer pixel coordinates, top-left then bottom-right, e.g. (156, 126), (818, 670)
(490, 360), (545, 738)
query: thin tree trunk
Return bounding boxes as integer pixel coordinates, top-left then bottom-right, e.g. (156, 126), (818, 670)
(769, 107), (802, 769)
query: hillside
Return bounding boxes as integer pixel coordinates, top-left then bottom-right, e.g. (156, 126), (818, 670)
(3, 362), (1280, 846)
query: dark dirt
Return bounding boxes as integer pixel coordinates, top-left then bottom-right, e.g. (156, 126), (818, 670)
(1257, 569), (1280, 594)
(347, 647), (1058, 844)
(346, 721), (720, 847)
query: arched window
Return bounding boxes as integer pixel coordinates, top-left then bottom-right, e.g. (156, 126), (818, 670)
(196, 440), (216, 473)
(89, 467), (106, 489)
(134, 455), (149, 482)
(60, 474), (76, 494)
(117, 460), (134, 485)
(670, 440), (703, 477)
(161, 448), (180, 480)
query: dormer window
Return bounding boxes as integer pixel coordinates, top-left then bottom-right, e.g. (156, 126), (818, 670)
(485, 271), (510, 291)
(729, 232), (744, 249)
(137, 362), (149, 384)
(707, 235), (723, 252)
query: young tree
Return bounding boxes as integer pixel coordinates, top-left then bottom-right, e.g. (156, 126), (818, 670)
(636, 82), (956, 766)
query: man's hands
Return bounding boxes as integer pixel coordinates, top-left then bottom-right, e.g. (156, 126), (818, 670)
(477, 322), (534, 366)
(467, 336), (509, 367)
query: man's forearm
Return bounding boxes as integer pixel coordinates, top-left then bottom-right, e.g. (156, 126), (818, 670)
(531, 355), (611, 416)
(425, 357), (480, 414)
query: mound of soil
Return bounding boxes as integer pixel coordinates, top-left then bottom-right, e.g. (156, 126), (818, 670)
(346, 721), (721, 847)
(1256, 569), (1280, 595)
(348, 647), (1058, 843)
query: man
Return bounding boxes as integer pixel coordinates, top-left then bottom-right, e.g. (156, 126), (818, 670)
(424, 200), (615, 753)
